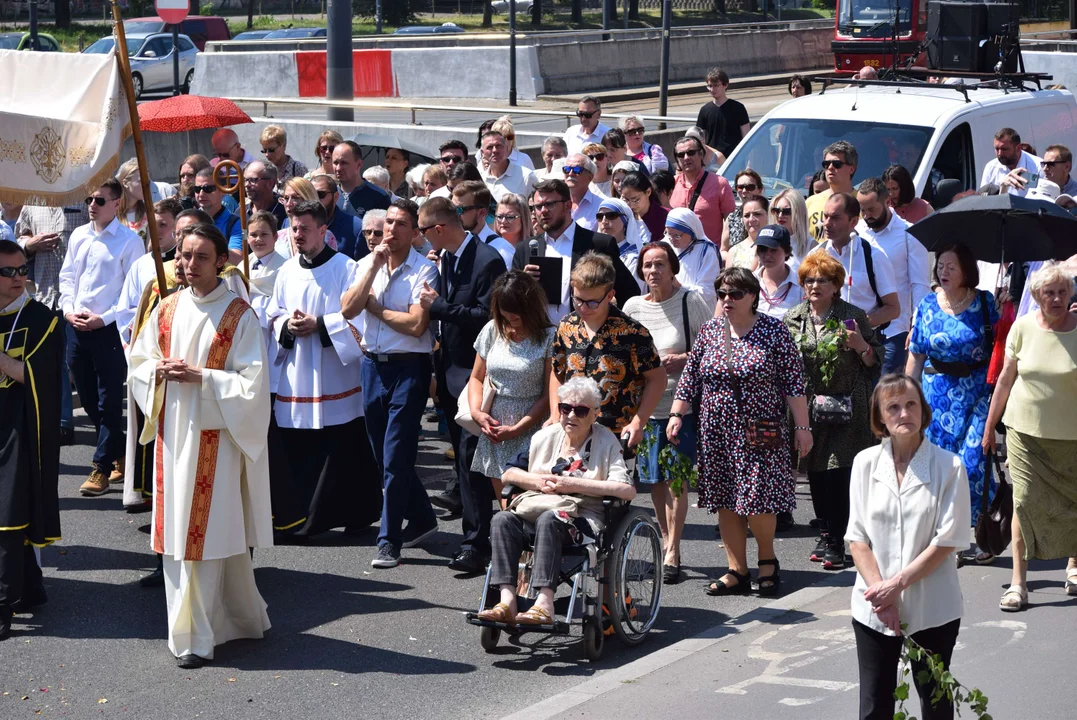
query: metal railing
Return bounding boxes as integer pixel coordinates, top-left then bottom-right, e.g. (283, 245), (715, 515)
(223, 95), (697, 128)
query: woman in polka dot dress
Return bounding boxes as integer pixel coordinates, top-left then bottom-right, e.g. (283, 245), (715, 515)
(668, 267), (812, 597)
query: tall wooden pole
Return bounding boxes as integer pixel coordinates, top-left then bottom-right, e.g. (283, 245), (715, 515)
(110, 0), (169, 297)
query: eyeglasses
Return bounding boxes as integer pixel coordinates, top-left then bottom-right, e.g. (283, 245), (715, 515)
(821, 159), (846, 169)
(576, 110), (597, 119)
(772, 206), (792, 217)
(675, 149), (698, 159)
(563, 166), (586, 176)
(318, 144), (337, 155)
(363, 229), (384, 237)
(193, 185), (217, 194)
(586, 153), (607, 162)
(440, 155), (462, 164)
(84, 196), (108, 207)
(244, 176), (270, 184)
(531, 200), (565, 211)
(622, 194), (643, 206)
(454, 204), (485, 215)
(494, 213), (519, 222)
(595, 211), (622, 222)
(572, 294), (608, 310)
(282, 194), (301, 203)
(624, 127), (645, 136)
(736, 183), (759, 192)
(716, 289), (747, 301)
(316, 190), (331, 199)
(214, 142), (239, 160)
(802, 277), (832, 286)
(262, 146), (279, 154)
(0, 265), (29, 278)
(557, 403), (592, 418)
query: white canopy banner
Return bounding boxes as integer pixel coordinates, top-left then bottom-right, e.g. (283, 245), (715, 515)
(0, 47), (130, 206)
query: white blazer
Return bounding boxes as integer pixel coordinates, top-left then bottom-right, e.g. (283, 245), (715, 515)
(845, 438), (971, 636)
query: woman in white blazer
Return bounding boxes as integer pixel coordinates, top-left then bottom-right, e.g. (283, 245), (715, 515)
(846, 374), (971, 720)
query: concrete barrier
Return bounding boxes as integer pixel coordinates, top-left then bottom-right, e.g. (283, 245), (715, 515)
(189, 50), (299, 98)
(391, 46), (544, 101)
(1021, 51), (1077, 90)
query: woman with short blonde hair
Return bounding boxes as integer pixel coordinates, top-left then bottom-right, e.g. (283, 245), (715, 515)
(490, 115), (535, 171)
(260, 124), (307, 187)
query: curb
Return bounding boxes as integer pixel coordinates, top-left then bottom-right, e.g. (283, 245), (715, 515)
(500, 571), (854, 720)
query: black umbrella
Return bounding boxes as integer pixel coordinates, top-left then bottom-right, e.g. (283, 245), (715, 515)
(907, 193), (1077, 263)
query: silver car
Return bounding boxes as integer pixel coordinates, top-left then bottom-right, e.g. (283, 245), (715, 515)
(83, 32), (199, 99)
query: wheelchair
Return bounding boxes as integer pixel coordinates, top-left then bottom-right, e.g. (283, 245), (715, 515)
(465, 485), (664, 661)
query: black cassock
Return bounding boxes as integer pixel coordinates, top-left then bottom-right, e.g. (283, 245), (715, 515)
(0, 297), (61, 611)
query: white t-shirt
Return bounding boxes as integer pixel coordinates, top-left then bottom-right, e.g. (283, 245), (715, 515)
(980, 151), (1042, 196)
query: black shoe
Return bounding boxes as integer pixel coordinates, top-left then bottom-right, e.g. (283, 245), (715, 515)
(822, 543), (846, 570)
(808, 518), (823, 530)
(371, 543), (400, 569)
(662, 564), (682, 584)
(776, 511), (795, 533)
(11, 585), (47, 614)
(401, 522), (438, 549)
(0, 609), (11, 641)
(810, 533), (829, 562)
(429, 491), (462, 514)
(59, 426), (75, 447)
(448, 549), (487, 575)
(176, 654), (206, 669)
(139, 567), (164, 588)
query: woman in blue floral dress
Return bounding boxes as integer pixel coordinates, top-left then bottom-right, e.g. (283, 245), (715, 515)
(907, 243), (998, 560)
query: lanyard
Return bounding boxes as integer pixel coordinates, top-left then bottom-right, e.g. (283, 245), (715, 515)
(3, 297), (27, 353)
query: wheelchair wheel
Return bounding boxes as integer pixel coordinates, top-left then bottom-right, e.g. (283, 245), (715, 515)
(480, 626), (501, 652)
(610, 508), (663, 646)
(582, 615), (604, 661)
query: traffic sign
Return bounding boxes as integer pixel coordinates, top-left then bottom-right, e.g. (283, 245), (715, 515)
(155, 0), (189, 25)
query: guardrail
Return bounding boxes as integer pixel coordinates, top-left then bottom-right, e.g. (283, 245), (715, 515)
(222, 95), (698, 128)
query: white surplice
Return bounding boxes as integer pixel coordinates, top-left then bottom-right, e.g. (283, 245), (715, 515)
(248, 251), (286, 393)
(128, 281), (274, 659)
(268, 250), (364, 429)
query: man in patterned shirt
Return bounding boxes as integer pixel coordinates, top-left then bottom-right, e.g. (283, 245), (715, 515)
(550, 252), (665, 448)
(16, 203), (89, 446)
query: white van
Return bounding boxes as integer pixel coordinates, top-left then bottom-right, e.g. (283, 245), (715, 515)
(719, 82), (1077, 202)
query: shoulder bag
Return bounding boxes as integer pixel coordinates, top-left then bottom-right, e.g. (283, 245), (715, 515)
(724, 319), (784, 449)
(455, 375), (497, 437)
(974, 452), (1013, 556)
(509, 491), (586, 523)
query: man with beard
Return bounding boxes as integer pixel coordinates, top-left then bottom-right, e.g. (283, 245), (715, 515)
(856, 178), (930, 374)
(980, 127), (1041, 197)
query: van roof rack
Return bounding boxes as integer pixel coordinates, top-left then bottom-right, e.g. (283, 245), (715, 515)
(820, 70), (1054, 103)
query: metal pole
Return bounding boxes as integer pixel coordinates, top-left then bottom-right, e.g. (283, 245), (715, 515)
(172, 25), (181, 96)
(375, 0), (383, 34)
(658, 0), (671, 129)
(29, 0), (39, 51)
(602, 0), (609, 31)
(109, 0), (168, 298)
(509, 0), (517, 107)
(623, 0), (629, 29)
(326, 0), (354, 122)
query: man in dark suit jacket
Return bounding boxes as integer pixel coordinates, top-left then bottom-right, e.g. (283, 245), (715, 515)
(418, 198), (507, 575)
(511, 178), (639, 317)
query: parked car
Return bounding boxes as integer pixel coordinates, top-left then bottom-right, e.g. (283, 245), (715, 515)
(232, 30), (272, 41)
(491, 0), (534, 13)
(123, 16), (230, 51)
(84, 32), (199, 99)
(0, 31), (61, 51)
(393, 22), (466, 35)
(262, 27), (327, 40)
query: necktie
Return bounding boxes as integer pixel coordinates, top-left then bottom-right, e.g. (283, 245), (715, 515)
(443, 250), (455, 295)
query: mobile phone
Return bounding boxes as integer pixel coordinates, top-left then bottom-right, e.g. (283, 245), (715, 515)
(843, 318), (857, 331)
(1027, 172), (1041, 186)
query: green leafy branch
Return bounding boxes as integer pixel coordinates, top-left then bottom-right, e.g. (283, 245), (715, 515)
(796, 317), (845, 386)
(635, 425), (698, 498)
(894, 623), (991, 720)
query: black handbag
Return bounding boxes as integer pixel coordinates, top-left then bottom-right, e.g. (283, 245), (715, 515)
(974, 452), (1012, 556)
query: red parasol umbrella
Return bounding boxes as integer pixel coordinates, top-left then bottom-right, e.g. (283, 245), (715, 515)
(137, 95), (253, 133)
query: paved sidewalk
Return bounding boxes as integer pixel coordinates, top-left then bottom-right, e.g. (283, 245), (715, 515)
(509, 554), (1077, 720)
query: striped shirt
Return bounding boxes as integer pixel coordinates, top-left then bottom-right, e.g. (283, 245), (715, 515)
(15, 204), (89, 310)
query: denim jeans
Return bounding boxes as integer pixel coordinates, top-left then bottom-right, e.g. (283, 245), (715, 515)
(881, 332), (909, 377)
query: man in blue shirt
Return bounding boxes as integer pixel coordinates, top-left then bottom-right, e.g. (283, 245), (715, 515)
(332, 141), (391, 220)
(312, 173), (367, 260)
(194, 167), (244, 264)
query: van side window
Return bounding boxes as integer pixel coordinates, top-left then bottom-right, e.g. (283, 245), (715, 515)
(183, 20), (208, 45)
(929, 122), (973, 200)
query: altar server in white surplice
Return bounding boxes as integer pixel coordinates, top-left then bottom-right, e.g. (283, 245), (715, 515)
(267, 201), (382, 538)
(127, 224), (273, 670)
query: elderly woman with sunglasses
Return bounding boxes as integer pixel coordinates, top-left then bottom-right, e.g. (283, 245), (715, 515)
(597, 197), (648, 287)
(721, 169), (764, 253)
(668, 267), (811, 597)
(620, 115), (669, 173)
(476, 376), (635, 627)
(663, 208), (720, 311)
(303, 130), (343, 181)
(582, 142), (612, 198)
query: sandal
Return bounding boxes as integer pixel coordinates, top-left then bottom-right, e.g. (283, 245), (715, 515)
(704, 569), (750, 596)
(754, 558), (782, 597)
(515, 605), (554, 626)
(975, 551), (996, 565)
(1065, 568), (1077, 597)
(999, 585), (1028, 612)
(663, 564), (681, 584)
(477, 602), (516, 625)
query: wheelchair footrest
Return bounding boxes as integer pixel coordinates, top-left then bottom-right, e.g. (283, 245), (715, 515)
(466, 613), (571, 635)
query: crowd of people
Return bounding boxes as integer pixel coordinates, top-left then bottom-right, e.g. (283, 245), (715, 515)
(0, 65), (1075, 717)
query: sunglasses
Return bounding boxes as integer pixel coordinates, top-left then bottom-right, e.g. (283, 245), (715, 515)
(557, 403), (592, 418)
(1042, 160), (1065, 167)
(821, 159), (846, 169)
(0, 265), (29, 278)
(576, 110), (597, 119)
(454, 204), (485, 215)
(318, 144), (337, 155)
(440, 155), (462, 164)
(586, 153), (607, 162)
(572, 294), (607, 310)
(214, 143), (238, 160)
(363, 229), (384, 237)
(84, 195), (109, 207)
(193, 185), (217, 194)
(772, 206), (792, 217)
(563, 166), (586, 176)
(530, 200), (565, 211)
(316, 190), (331, 199)
(417, 222), (444, 234)
(595, 211), (622, 222)
(494, 213), (519, 222)
(675, 149), (698, 159)
(716, 289), (747, 301)
(624, 127), (645, 136)
(736, 183), (759, 192)
(262, 146), (279, 154)
(802, 277), (832, 285)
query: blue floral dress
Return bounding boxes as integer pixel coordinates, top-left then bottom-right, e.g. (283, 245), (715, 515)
(909, 291), (998, 524)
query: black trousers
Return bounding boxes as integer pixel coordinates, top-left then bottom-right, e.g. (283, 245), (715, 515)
(853, 618), (960, 720)
(67, 323), (126, 467)
(807, 467), (852, 543)
(0, 533), (43, 613)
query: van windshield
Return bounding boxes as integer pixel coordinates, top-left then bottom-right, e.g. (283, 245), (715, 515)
(838, 0), (913, 34)
(720, 118), (933, 197)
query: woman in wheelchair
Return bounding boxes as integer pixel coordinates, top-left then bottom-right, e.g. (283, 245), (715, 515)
(478, 376), (636, 627)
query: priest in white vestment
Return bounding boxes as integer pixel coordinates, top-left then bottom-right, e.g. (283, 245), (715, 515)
(267, 201), (381, 537)
(128, 224), (273, 669)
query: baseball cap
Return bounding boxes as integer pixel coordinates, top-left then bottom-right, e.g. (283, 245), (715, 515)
(755, 224), (792, 251)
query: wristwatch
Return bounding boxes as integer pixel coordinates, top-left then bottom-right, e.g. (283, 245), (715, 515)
(669, 412), (684, 419)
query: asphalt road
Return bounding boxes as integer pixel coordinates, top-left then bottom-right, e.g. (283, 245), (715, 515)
(3, 401), (852, 719)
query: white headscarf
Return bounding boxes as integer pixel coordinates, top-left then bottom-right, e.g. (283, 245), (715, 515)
(598, 196), (649, 249)
(664, 207), (710, 245)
